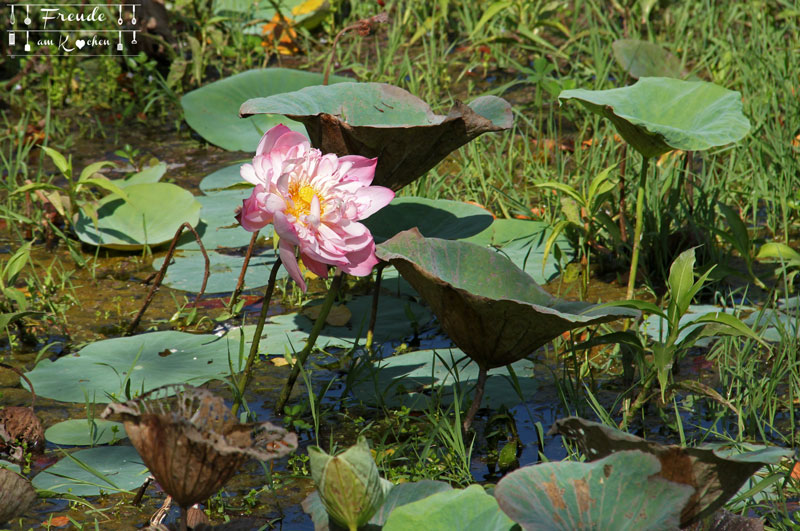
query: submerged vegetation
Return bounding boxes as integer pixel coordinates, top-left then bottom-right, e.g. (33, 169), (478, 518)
(1, 0), (799, 529)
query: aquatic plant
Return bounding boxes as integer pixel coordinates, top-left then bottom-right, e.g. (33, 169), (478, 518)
(239, 82), (512, 191)
(101, 385), (297, 531)
(559, 77), (751, 298)
(236, 123), (395, 292)
(376, 228), (637, 430)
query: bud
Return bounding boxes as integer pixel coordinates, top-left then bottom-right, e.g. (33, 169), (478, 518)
(309, 437), (385, 530)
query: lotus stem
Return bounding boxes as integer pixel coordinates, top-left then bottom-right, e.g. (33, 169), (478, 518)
(365, 262), (386, 354)
(232, 257), (282, 418)
(276, 270), (344, 412)
(620, 371), (655, 429)
(626, 156), (650, 300)
(463, 365), (489, 432)
(126, 222), (209, 336)
(227, 230), (259, 314)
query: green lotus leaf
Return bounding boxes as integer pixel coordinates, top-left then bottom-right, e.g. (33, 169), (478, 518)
(240, 83), (512, 190)
(74, 182), (201, 250)
(364, 197), (493, 243)
(495, 450), (695, 531)
(612, 39), (684, 79)
(309, 437), (385, 530)
(550, 417), (794, 526)
(559, 77), (750, 158)
(45, 419), (127, 446)
(32, 445), (148, 496)
(152, 248), (285, 294)
(384, 484), (517, 531)
(113, 162), (167, 187)
(350, 348), (537, 410)
(24, 331), (244, 403)
(213, 0), (329, 34)
(376, 229), (636, 368)
(181, 68), (350, 152)
(198, 163), (251, 196)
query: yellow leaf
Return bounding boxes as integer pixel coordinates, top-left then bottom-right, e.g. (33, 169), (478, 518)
(270, 357), (290, 367)
(292, 0), (325, 16)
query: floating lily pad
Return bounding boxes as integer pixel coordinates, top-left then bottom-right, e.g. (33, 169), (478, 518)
(376, 229), (636, 369)
(495, 450), (694, 530)
(176, 194), (268, 251)
(32, 445), (148, 496)
(199, 163), (252, 196)
(364, 197), (494, 243)
(45, 419), (127, 446)
(350, 348), (537, 410)
(465, 218), (573, 284)
(153, 249), (285, 294)
(240, 83), (512, 190)
(559, 78), (750, 158)
(744, 309), (800, 343)
(25, 331), (244, 403)
(550, 417), (793, 526)
(182, 68), (350, 152)
(238, 294), (432, 354)
(612, 39), (684, 79)
(74, 183), (202, 250)
(384, 484), (516, 531)
(114, 162), (168, 187)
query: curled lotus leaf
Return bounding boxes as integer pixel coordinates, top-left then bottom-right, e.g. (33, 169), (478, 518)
(375, 229), (637, 368)
(559, 77), (750, 159)
(495, 450), (695, 531)
(550, 417), (794, 527)
(0, 467), (36, 523)
(239, 82), (512, 191)
(101, 385), (297, 509)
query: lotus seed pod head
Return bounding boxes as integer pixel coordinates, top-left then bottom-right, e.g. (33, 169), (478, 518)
(309, 437), (385, 530)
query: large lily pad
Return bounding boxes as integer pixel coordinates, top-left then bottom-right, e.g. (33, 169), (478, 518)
(153, 248), (285, 294)
(24, 331), (244, 403)
(384, 484), (516, 531)
(198, 163), (252, 196)
(182, 68), (350, 152)
(550, 417), (793, 527)
(364, 197), (493, 243)
(376, 229), (636, 368)
(74, 183), (201, 250)
(495, 450), (695, 530)
(350, 348), (537, 410)
(559, 77), (750, 158)
(240, 83), (513, 190)
(32, 445), (148, 496)
(612, 39), (684, 79)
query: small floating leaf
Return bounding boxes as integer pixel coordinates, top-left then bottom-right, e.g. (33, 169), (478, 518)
(32, 446), (148, 496)
(74, 183), (201, 250)
(44, 419), (127, 446)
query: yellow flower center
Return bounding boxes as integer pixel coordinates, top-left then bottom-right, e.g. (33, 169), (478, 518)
(287, 183), (322, 219)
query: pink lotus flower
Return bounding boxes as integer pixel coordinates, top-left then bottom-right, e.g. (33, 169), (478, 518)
(236, 124), (395, 292)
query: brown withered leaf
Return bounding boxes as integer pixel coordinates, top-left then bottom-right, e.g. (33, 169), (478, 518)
(0, 406), (44, 463)
(550, 417), (792, 527)
(0, 467), (36, 523)
(240, 83), (512, 191)
(101, 385), (297, 509)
